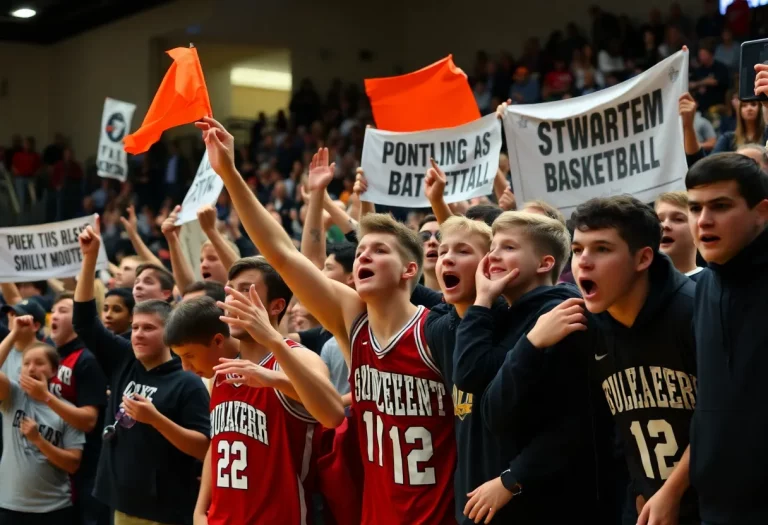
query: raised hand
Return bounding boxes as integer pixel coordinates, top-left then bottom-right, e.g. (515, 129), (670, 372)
(495, 99), (511, 119)
(526, 297), (587, 349)
(217, 285), (282, 346)
(197, 204), (218, 233)
(475, 254), (520, 307)
(78, 216), (102, 259)
(161, 205), (182, 239)
(499, 187), (517, 211)
(308, 147), (336, 192)
(9, 314), (34, 333)
(196, 117), (236, 177)
(424, 158), (447, 203)
(353, 168), (368, 196)
(755, 63), (768, 108)
(119, 204), (139, 234)
(678, 93), (697, 129)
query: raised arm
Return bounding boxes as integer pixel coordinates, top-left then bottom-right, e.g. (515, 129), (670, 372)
(0, 283), (22, 305)
(0, 316), (25, 370)
(197, 118), (361, 354)
(120, 205), (164, 268)
(425, 159), (453, 224)
(323, 191), (358, 235)
(302, 178), (330, 270)
(74, 219), (132, 375)
(354, 168), (376, 219)
(218, 285), (345, 428)
(161, 206), (197, 294)
(198, 204), (240, 271)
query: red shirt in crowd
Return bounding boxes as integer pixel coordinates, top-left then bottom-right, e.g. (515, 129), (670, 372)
(12, 150), (41, 177)
(544, 70), (573, 93)
(51, 160), (83, 189)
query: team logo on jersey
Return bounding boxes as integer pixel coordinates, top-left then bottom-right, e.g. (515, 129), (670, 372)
(215, 372), (244, 388)
(452, 386), (473, 420)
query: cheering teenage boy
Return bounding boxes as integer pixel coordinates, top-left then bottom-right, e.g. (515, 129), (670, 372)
(570, 196), (699, 525)
(197, 117), (456, 525)
(685, 151), (768, 524)
(654, 192), (705, 280)
(464, 211), (602, 524)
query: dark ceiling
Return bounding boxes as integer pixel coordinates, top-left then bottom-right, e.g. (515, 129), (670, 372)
(0, 0), (173, 44)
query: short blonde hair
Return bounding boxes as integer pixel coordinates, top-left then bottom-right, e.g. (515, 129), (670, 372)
(523, 200), (566, 226)
(440, 215), (492, 252)
(492, 211), (571, 283)
(201, 239), (241, 258)
(359, 213), (424, 290)
(655, 191), (688, 210)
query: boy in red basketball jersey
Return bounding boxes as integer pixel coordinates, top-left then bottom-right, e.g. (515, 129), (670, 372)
(197, 117), (457, 524)
(165, 258), (344, 525)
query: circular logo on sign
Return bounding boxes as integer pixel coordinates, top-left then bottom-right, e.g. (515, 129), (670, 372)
(105, 113), (127, 142)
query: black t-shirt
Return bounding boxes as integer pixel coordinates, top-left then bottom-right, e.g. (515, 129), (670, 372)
(73, 299), (210, 524)
(53, 338), (108, 484)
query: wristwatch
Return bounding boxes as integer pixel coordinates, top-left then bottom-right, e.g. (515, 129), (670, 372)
(500, 469), (523, 496)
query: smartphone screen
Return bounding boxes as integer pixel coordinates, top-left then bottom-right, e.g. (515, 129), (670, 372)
(740, 38), (768, 101)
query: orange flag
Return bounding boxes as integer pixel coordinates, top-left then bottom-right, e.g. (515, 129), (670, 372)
(124, 47), (212, 154)
(364, 55), (479, 132)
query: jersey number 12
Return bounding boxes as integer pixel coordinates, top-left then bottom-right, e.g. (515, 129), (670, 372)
(363, 410), (435, 486)
(629, 419), (679, 480)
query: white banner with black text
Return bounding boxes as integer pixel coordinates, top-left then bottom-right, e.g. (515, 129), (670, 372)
(360, 113), (502, 207)
(503, 50), (689, 212)
(0, 215), (108, 282)
(175, 151), (224, 225)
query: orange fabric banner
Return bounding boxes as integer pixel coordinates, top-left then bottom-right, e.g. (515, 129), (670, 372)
(124, 47), (212, 154)
(364, 55), (479, 132)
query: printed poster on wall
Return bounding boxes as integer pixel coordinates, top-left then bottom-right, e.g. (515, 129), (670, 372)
(503, 50), (689, 212)
(97, 97), (136, 182)
(360, 113), (502, 207)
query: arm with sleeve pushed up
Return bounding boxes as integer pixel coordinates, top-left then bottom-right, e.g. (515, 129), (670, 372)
(200, 121), (362, 364)
(161, 206), (197, 295)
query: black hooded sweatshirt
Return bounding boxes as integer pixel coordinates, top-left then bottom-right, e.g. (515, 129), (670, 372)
(457, 285), (608, 524)
(691, 227), (768, 524)
(590, 253), (699, 523)
(73, 299), (210, 524)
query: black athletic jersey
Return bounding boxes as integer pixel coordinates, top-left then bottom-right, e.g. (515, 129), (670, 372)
(590, 254), (699, 522)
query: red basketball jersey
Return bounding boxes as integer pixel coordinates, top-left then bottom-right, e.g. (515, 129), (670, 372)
(350, 305), (456, 525)
(207, 340), (317, 525)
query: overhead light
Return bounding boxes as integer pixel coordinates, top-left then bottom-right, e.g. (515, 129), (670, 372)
(10, 7), (37, 19)
(230, 68), (292, 91)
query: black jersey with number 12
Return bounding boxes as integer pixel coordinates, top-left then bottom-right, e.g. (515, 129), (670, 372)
(590, 254), (699, 522)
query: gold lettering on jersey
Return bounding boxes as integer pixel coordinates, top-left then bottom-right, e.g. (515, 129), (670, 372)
(210, 401), (269, 445)
(354, 365), (446, 417)
(602, 367), (697, 416)
(452, 385), (473, 420)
